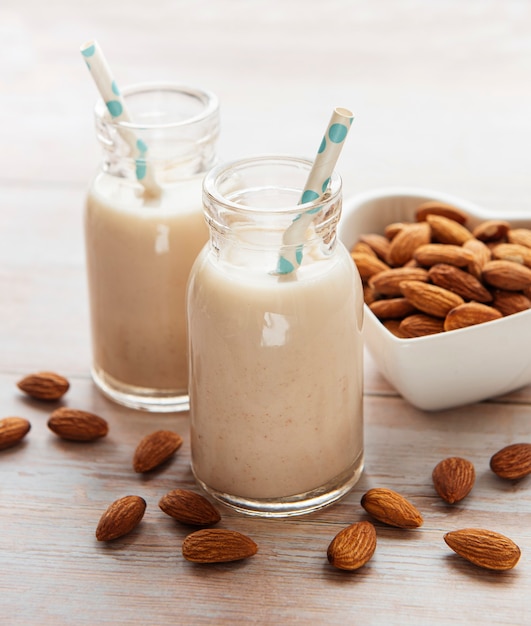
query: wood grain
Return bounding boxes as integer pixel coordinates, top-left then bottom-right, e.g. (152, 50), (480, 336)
(1, 2), (531, 624)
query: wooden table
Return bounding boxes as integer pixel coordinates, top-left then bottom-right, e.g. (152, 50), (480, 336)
(1, 2), (530, 624)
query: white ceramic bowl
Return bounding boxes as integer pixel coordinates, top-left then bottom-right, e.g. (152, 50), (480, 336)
(339, 187), (531, 411)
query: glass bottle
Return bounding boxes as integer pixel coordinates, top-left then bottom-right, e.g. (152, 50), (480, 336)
(187, 155), (364, 516)
(85, 82), (219, 411)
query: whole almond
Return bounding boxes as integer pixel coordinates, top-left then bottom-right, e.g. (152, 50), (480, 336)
(351, 241), (377, 257)
(444, 528), (521, 571)
(133, 430), (183, 473)
(96, 495), (146, 541)
(159, 489), (221, 526)
(369, 297), (416, 320)
(492, 290), (531, 316)
(508, 228), (531, 248)
(370, 269), (427, 297)
(428, 264), (493, 303)
(482, 260), (531, 291)
(0, 416), (31, 450)
(414, 243), (474, 268)
(384, 222), (407, 240)
(489, 442), (531, 480)
(463, 238), (492, 278)
(48, 407), (108, 441)
(351, 252), (390, 280)
(382, 319), (410, 338)
(492, 243), (531, 268)
(432, 457), (475, 504)
(472, 219), (511, 242)
(327, 521), (377, 571)
(387, 222), (431, 267)
(398, 313), (445, 337)
(400, 280), (464, 318)
(363, 284), (379, 305)
(426, 214), (473, 245)
(17, 371), (69, 401)
(444, 302), (502, 331)
(361, 488), (423, 529)
(415, 201), (468, 224)
(182, 529), (258, 563)
(369, 267), (429, 297)
(358, 233), (391, 261)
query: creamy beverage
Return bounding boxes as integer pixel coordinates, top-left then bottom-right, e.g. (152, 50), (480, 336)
(86, 175), (207, 395)
(84, 82), (219, 411)
(188, 241), (364, 503)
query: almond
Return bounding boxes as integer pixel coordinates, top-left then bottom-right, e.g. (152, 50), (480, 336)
(432, 457), (475, 504)
(444, 528), (521, 571)
(384, 222), (407, 240)
(369, 267), (429, 296)
(17, 371), (69, 401)
(482, 259), (531, 291)
(361, 488), (423, 529)
(463, 237), (492, 278)
(398, 314), (444, 338)
(0, 416), (31, 450)
(327, 521), (377, 571)
(351, 241), (377, 257)
(358, 233), (391, 261)
(400, 280), (464, 318)
(492, 243), (531, 268)
(508, 228), (531, 248)
(489, 442), (531, 480)
(426, 214), (474, 246)
(133, 430), (183, 473)
(159, 489), (221, 526)
(415, 201), (468, 224)
(444, 302), (502, 331)
(414, 243), (475, 268)
(96, 495), (146, 541)
(182, 529), (258, 563)
(428, 264), (493, 303)
(382, 319), (410, 338)
(387, 222), (431, 267)
(363, 284), (379, 305)
(491, 290), (531, 316)
(368, 297), (416, 320)
(351, 252), (390, 280)
(472, 219), (511, 242)
(48, 407), (108, 441)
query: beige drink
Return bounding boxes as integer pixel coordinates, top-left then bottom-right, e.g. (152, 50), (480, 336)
(84, 82), (219, 411)
(189, 246), (363, 503)
(86, 175), (207, 400)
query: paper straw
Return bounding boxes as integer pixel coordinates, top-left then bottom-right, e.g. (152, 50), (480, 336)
(80, 40), (161, 198)
(276, 107), (354, 275)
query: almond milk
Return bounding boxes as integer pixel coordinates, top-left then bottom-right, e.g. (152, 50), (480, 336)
(187, 156), (364, 516)
(85, 175), (207, 395)
(84, 83), (219, 411)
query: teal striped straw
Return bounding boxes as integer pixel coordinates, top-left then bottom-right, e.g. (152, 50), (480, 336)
(80, 40), (161, 198)
(277, 107), (353, 275)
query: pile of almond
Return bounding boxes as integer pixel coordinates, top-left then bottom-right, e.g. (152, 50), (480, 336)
(351, 201), (531, 337)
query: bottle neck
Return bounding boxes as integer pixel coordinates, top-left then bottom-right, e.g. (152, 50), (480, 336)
(94, 82), (220, 184)
(202, 156), (342, 273)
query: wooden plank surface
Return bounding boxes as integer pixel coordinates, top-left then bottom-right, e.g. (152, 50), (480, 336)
(1, 2), (531, 624)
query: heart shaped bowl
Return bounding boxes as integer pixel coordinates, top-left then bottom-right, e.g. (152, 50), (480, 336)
(339, 187), (531, 411)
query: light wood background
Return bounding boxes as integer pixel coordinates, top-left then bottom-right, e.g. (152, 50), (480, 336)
(1, 1), (530, 624)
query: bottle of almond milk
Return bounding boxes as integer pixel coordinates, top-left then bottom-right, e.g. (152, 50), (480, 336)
(85, 83), (219, 411)
(187, 156), (364, 516)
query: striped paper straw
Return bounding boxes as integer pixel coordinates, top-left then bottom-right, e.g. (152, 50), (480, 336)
(276, 107), (354, 275)
(80, 40), (161, 198)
